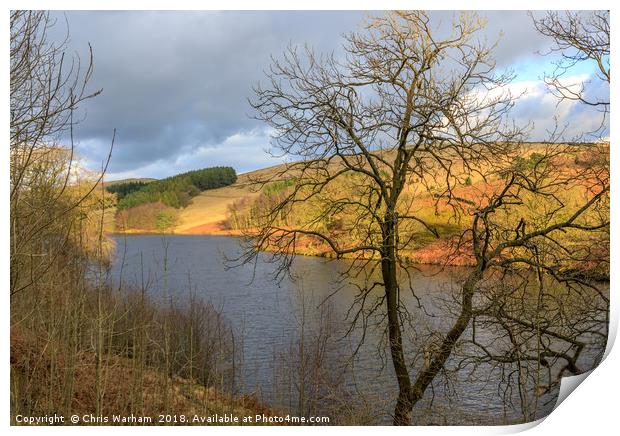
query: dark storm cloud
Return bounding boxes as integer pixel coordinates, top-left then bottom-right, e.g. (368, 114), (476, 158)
(428, 11), (551, 68)
(57, 11), (366, 175)
(51, 10), (605, 179)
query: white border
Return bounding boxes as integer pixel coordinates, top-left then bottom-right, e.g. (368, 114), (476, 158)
(3, 1), (617, 435)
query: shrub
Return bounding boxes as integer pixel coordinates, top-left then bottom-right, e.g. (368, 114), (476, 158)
(116, 202), (178, 232)
(156, 211), (176, 232)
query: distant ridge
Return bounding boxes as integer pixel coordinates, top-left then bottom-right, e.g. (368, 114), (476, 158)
(103, 177), (157, 187)
(103, 177), (159, 186)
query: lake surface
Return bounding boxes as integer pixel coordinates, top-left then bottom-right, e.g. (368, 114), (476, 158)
(108, 234), (605, 425)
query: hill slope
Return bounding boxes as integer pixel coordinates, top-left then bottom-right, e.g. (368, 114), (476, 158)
(103, 177), (157, 187)
(111, 143), (609, 277)
(173, 164), (288, 234)
(175, 184), (258, 233)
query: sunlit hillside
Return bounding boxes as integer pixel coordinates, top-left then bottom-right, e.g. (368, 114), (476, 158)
(108, 142), (609, 278)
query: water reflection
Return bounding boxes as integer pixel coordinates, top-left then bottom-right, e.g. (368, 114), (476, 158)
(109, 234), (607, 425)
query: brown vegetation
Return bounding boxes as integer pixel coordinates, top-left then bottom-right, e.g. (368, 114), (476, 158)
(115, 201), (179, 233)
(219, 143), (609, 278)
(11, 290), (280, 426)
(9, 11), (278, 426)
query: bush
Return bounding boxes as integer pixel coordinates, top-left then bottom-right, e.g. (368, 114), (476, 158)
(156, 211), (176, 232)
(116, 202), (178, 232)
(263, 178), (296, 196)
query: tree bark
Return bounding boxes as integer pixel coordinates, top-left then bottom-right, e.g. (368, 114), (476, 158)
(382, 213), (413, 425)
(408, 268), (482, 411)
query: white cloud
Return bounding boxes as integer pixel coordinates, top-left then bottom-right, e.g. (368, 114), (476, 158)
(104, 128), (283, 181)
(468, 73), (607, 140)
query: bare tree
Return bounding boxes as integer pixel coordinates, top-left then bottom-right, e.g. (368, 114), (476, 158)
(10, 11), (249, 423)
(429, 142), (609, 422)
(242, 11), (527, 424)
(10, 10), (109, 297)
(531, 10), (609, 131)
(439, 10), (614, 420)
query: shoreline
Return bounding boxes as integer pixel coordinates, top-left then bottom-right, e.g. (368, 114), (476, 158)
(109, 227), (610, 282)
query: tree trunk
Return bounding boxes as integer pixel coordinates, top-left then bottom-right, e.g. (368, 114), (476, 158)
(408, 268), (482, 410)
(382, 214), (413, 425)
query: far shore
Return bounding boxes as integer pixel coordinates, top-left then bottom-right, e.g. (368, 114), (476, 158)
(108, 225), (610, 282)
(110, 219), (244, 237)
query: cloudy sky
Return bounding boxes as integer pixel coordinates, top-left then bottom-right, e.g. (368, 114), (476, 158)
(50, 11), (608, 180)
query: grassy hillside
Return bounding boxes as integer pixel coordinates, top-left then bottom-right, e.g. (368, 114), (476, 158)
(174, 166), (285, 234)
(111, 143), (609, 276)
(116, 167), (237, 210)
(111, 164), (285, 234)
(161, 143), (556, 240)
(112, 167), (237, 233)
(175, 185), (259, 233)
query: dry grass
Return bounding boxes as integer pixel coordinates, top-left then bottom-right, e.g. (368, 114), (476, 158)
(175, 184), (259, 233)
(170, 143), (559, 236)
(111, 164), (288, 235)
(171, 163), (295, 233)
(10, 329), (284, 426)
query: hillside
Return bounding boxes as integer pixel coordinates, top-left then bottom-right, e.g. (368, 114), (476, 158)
(109, 163), (287, 235)
(175, 184), (258, 233)
(11, 321), (283, 426)
(111, 167), (238, 232)
(110, 143), (609, 276)
(151, 143), (560, 237)
(174, 165), (286, 234)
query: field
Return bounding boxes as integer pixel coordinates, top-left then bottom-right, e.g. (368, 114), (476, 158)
(174, 184), (258, 234)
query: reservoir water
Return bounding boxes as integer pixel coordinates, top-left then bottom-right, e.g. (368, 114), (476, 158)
(109, 234), (606, 425)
